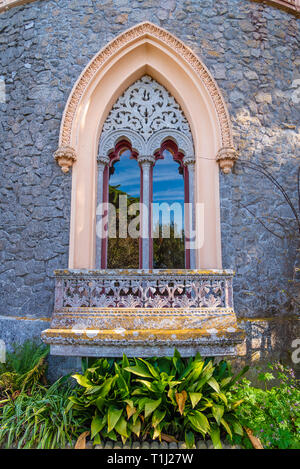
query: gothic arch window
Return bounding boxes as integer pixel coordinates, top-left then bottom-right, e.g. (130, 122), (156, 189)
(54, 22), (238, 270)
(96, 75), (196, 269)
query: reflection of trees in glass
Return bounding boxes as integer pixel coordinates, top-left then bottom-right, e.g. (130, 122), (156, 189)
(107, 185), (140, 269)
(153, 222), (185, 269)
(152, 150), (185, 269)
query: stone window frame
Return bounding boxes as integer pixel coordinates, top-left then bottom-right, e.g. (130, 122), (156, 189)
(96, 75), (196, 270)
(54, 22), (238, 270)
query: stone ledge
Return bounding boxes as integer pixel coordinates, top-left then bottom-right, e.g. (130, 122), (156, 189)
(80, 439), (242, 450)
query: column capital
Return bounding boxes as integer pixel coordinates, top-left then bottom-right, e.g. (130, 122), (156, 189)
(137, 155), (156, 166)
(97, 155), (110, 167)
(183, 156), (196, 167)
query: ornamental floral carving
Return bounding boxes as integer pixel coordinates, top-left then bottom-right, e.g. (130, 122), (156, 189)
(54, 146), (77, 173)
(99, 75), (194, 158)
(59, 270), (230, 310)
(216, 147), (238, 174)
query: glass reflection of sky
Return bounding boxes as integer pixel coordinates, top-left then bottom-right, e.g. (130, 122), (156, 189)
(109, 150), (140, 198)
(109, 149), (184, 234)
(153, 150), (184, 234)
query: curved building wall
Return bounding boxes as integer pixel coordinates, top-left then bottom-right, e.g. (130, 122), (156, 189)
(0, 0), (299, 372)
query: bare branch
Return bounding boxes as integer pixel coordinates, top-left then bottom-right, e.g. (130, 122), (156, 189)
(238, 202), (284, 239)
(237, 160), (300, 236)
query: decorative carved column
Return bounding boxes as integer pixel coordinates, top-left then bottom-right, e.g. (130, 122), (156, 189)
(96, 156), (110, 269)
(138, 155), (155, 269)
(183, 156), (196, 269)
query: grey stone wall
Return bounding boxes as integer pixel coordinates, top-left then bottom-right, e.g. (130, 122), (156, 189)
(0, 0), (299, 357)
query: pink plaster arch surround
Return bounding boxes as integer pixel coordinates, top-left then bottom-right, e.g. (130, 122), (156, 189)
(55, 22), (237, 270)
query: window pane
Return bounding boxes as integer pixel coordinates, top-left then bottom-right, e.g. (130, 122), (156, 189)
(153, 150), (185, 269)
(107, 150), (140, 268)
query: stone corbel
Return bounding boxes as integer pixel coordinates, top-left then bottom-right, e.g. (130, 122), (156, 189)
(216, 147), (238, 174)
(54, 146), (77, 173)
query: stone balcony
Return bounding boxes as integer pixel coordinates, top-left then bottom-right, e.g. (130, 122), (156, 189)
(42, 269), (244, 357)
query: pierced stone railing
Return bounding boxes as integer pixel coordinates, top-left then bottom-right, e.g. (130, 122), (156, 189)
(42, 269), (244, 357)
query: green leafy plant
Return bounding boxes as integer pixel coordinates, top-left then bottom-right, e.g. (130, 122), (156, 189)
(68, 351), (248, 448)
(231, 362), (300, 449)
(0, 377), (88, 449)
(0, 341), (49, 400)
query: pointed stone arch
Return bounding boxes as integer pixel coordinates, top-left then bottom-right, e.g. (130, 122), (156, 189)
(55, 22), (237, 270)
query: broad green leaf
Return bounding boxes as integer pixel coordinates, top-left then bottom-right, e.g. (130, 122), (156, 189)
(115, 416), (128, 438)
(189, 392), (202, 408)
(152, 409), (166, 428)
(137, 358), (160, 379)
(233, 421), (244, 436)
(136, 397), (151, 412)
(212, 404), (224, 425)
(106, 430), (117, 441)
(185, 430), (195, 449)
(220, 418), (232, 439)
(131, 419), (141, 437)
(122, 354), (130, 368)
(186, 362), (204, 383)
(107, 407), (123, 433)
(132, 409), (141, 425)
(144, 398), (162, 418)
(207, 377), (220, 393)
(124, 399), (134, 408)
(95, 397), (105, 412)
(93, 433), (101, 445)
(153, 422), (163, 440)
(220, 377), (232, 388)
(135, 379), (156, 392)
(211, 392), (228, 406)
(173, 348), (182, 359)
(195, 371), (214, 391)
(91, 414), (106, 439)
(179, 358), (195, 380)
(201, 360), (214, 376)
(210, 425), (222, 449)
(188, 411), (210, 434)
(167, 388), (176, 406)
(71, 374), (92, 388)
(124, 365), (153, 378)
(86, 376), (115, 397)
(115, 369), (129, 395)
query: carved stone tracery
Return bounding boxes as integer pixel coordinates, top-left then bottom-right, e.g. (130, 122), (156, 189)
(99, 75), (194, 159)
(61, 273), (227, 310)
